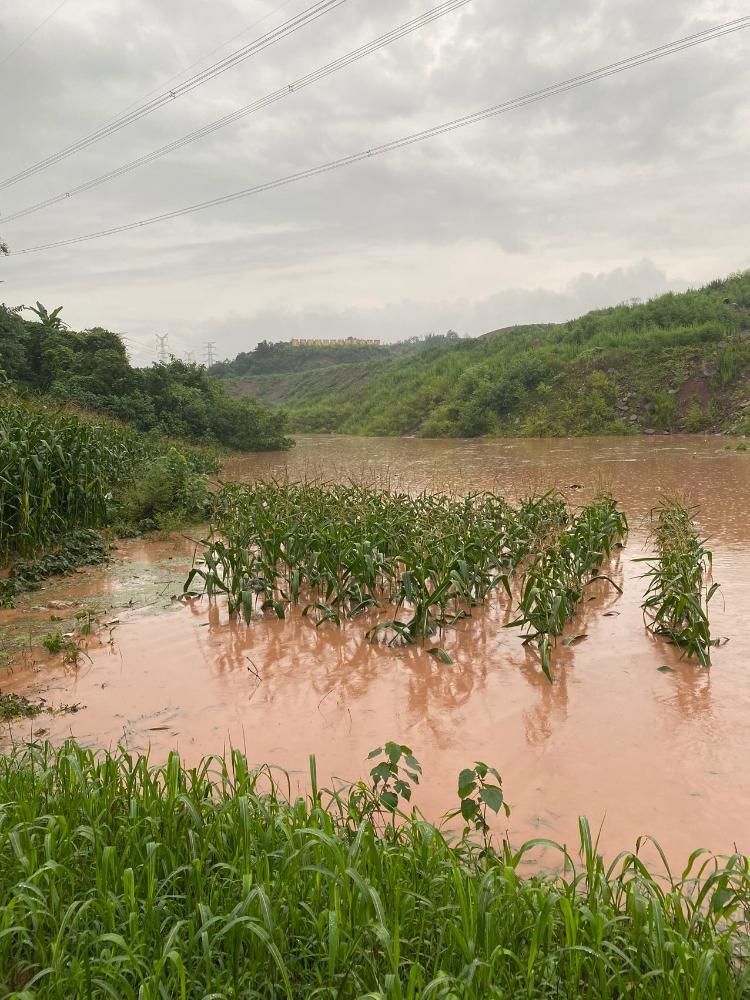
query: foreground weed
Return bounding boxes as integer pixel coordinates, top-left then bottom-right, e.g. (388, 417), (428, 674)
(640, 500), (719, 666)
(0, 741), (748, 998)
(363, 740), (422, 818)
(445, 761), (510, 851)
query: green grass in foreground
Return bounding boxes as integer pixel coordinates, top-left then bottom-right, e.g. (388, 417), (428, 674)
(0, 742), (748, 998)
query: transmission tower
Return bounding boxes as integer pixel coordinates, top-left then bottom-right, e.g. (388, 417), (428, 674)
(183, 350), (194, 364)
(204, 342), (216, 367)
(155, 333), (169, 362)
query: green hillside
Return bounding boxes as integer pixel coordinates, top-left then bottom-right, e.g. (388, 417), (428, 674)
(220, 273), (750, 438)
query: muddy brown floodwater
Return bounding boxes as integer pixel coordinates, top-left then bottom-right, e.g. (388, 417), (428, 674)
(2, 435), (749, 865)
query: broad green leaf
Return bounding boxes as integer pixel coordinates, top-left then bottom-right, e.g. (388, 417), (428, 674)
(479, 785), (504, 814)
(380, 790), (398, 811)
(460, 798), (479, 821)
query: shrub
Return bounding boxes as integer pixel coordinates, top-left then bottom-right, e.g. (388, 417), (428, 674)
(122, 447), (208, 529)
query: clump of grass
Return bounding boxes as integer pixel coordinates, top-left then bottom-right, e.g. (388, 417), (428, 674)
(0, 529), (109, 608)
(640, 500), (719, 666)
(0, 741), (747, 998)
(509, 494), (628, 678)
(41, 616), (93, 665)
(41, 631), (64, 654)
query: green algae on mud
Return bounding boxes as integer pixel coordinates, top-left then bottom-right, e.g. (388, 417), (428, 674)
(0, 691), (45, 721)
(0, 692), (82, 722)
(0, 529), (110, 608)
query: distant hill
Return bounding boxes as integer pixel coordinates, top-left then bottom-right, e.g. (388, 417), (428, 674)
(215, 274), (750, 438)
(210, 337), (428, 378)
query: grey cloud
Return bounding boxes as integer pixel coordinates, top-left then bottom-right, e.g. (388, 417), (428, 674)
(1, 0), (748, 359)
(182, 258), (689, 365)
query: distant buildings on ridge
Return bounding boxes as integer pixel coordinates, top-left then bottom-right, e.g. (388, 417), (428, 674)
(289, 337), (381, 347)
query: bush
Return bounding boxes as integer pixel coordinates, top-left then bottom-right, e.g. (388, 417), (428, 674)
(121, 447), (208, 529)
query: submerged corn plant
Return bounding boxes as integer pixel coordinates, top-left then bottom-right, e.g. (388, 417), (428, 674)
(509, 494), (628, 680)
(185, 483), (570, 650)
(0, 741), (748, 998)
(640, 500), (719, 666)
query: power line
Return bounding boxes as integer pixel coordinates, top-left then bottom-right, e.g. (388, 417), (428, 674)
(1, 0), (472, 225)
(0, 0), (348, 191)
(13, 16), (750, 255)
(0, 0), (70, 68)
(91, 0), (298, 137)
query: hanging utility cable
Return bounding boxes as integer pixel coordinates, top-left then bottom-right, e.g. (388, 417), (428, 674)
(12, 15), (750, 255)
(0, 0), (348, 191)
(1, 0), (472, 225)
(90, 0), (298, 136)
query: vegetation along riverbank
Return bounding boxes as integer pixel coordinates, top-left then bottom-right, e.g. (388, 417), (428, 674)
(0, 298), (294, 599)
(0, 302), (292, 452)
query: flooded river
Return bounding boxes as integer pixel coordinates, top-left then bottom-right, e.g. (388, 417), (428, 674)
(2, 435), (749, 863)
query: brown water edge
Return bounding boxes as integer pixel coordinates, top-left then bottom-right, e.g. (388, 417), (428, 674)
(1, 435), (749, 866)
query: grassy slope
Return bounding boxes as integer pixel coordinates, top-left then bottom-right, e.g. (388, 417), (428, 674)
(225, 358), (383, 408)
(222, 273), (750, 437)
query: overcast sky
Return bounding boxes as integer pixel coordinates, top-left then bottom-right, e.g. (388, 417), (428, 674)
(1, 0), (748, 365)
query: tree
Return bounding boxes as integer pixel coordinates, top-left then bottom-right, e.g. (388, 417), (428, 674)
(25, 301), (66, 329)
